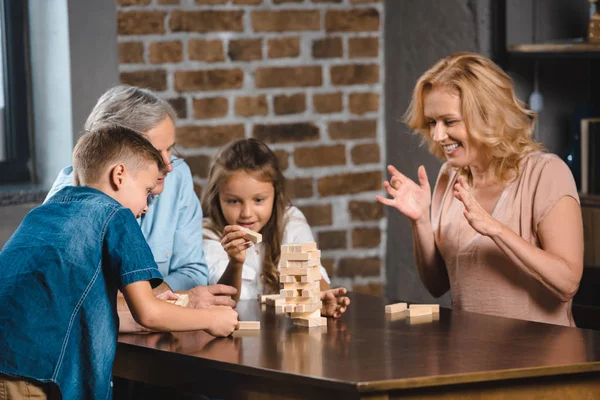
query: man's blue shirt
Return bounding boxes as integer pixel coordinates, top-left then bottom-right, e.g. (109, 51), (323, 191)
(0, 186), (162, 399)
(45, 161), (208, 290)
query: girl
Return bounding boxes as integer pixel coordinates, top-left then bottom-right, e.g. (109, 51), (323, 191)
(202, 138), (350, 318)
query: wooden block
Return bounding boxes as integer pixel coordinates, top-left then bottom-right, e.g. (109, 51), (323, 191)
(285, 295), (320, 304)
(293, 317), (325, 327)
(275, 305), (285, 314)
(240, 227), (262, 244)
(280, 259), (319, 269)
(409, 304), (440, 314)
(290, 309), (320, 319)
(259, 293), (281, 304)
(280, 250), (321, 261)
(279, 265), (321, 279)
(280, 289), (297, 298)
(407, 307), (432, 317)
(281, 281), (320, 291)
(385, 302), (407, 314)
(407, 313), (434, 325)
(293, 301), (322, 313)
(301, 288), (320, 297)
(166, 294), (189, 307)
(284, 304), (295, 313)
(238, 321), (260, 330)
(280, 275), (298, 283)
(281, 243), (317, 253)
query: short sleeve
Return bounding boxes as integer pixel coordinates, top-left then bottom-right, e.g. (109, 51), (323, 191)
(533, 154), (580, 230)
(282, 207), (331, 284)
(104, 208), (163, 289)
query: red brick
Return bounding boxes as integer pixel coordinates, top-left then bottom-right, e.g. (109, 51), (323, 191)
(175, 69), (243, 91)
(349, 92), (379, 114)
(196, 0), (227, 3)
(349, 37), (379, 58)
(331, 64), (379, 85)
(177, 125), (245, 148)
(338, 257), (380, 277)
(274, 150), (289, 171)
(318, 171), (381, 196)
(193, 97), (228, 119)
(233, 0), (261, 3)
(118, 11), (165, 35)
(348, 200), (383, 221)
(274, 93), (306, 115)
(353, 282), (382, 296)
(167, 97), (187, 119)
(298, 204), (332, 226)
(253, 123), (319, 144)
(268, 37), (300, 58)
(273, 0), (302, 3)
(189, 40), (225, 62)
(351, 0), (382, 3)
(321, 258), (335, 278)
(119, 42), (144, 64)
(317, 230), (347, 250)
(255, 66), (321, 88)
(149, 41), (183, 64)
(158, 0), (180, 4)
(235, 95), (268, 117)
(120, 70), (167, 91)
(287, 178), (313, 199)
(313, 93), (342, 114)
(312, 0), (342, 2)
(351, 143), (380, 165)
(328, 120), (376, 139)
(352, 227), (380, 248)
(228, 39), (262, 61)
(294, 145), (345, 168)
(312, 37), (342, 59)
(170, 11), (244, 32)
(325, 8), (380, 32)
(186, 155), (212, 179)
(252, 10), (320, 32)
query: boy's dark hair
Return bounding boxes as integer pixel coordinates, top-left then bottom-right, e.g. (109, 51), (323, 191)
(72, 125), (166, 186)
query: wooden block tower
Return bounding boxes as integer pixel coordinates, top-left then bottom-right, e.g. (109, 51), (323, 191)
(278, 242), (326, 327)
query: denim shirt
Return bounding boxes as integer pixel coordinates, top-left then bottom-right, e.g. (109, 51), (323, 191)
(45, 160), (208, 290)
(0, 186), (162, 399)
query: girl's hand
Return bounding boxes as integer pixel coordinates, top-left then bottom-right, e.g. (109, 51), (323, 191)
(205, 306), (239, 337)
(221, 225), (254, 265)
(320, 287), (350, 319)
(454, 176), (503, 237)
(376, 165), (432, 224)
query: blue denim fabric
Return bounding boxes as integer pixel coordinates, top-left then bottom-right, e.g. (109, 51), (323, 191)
(0, 186), (162, 399)
(45, 160), (208, 291)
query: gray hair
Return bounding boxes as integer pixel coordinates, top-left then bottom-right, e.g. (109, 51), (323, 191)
(84, 85), (177, 133)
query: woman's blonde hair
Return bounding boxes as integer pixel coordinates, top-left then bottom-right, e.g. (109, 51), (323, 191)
(202, 139), (289, 294)
(404, 52), (544, 182)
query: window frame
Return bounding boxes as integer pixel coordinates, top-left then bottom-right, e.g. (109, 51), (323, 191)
(0, 0), (33, 184)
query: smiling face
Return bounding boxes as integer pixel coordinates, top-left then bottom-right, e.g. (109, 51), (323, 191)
(218, 170), (275, 234)
(113, 162), (160, 219)
(423, 86), (488, 170)
(144, 116), (176, 195)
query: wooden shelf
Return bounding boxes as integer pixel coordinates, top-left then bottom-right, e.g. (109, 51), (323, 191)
(508, 42), (600, 56)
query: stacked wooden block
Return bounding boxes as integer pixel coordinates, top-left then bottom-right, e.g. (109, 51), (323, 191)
(277, 242), (326, 328)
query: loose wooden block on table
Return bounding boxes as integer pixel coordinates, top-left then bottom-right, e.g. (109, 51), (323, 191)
(238, 321), (260, 330)
(407, 313), (434, 325)
(240, 227), (262, 243)
(166, 294), (189, 307)
(385, 302), (407, 314)
(409, 304), (440, 313)
(407, 307), (432, 317)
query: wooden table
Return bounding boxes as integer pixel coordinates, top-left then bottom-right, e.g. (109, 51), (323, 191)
(114, 293), (600, 399)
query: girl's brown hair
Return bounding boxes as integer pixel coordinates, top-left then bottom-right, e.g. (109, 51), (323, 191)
(202, 138), (289, 294)
(404, 52), (544, 182)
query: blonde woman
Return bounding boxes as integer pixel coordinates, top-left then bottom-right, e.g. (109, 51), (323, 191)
(378, 52), (583, 326)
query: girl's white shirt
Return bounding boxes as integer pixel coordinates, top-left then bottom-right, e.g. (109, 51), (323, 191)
(203, 206), (331, 300)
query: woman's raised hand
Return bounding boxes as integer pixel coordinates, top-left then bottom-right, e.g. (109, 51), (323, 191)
(376, 165), (432, 224)
(221, 225), (253, 264)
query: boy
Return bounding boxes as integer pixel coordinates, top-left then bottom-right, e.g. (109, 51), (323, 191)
(0, 126), (238, 399)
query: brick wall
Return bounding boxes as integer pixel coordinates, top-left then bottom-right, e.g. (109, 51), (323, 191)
(117, 0), (385, 296)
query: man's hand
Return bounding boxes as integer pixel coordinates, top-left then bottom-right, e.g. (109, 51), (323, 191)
(188, 284), (238, 309)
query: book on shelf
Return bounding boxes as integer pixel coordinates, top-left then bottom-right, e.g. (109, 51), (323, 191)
(580, 118), (600, 195)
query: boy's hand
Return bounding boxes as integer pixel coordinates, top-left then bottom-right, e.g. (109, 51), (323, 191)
(188, 284), (238, 309)
(221, 225), (254, 265)
(320, 287), (350, 319)
(205, 306), (239, 337)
